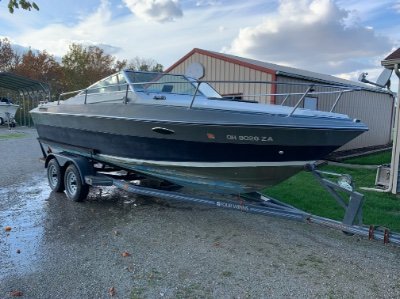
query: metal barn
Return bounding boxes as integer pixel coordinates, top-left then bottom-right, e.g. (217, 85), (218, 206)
(166, 48), (394, 151)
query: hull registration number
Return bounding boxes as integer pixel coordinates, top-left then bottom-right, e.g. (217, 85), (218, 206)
(226, 135), (274, 142)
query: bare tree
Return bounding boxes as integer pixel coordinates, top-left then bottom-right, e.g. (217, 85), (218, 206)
(0, 38), (20, 72)
(127, 56), (163, 72)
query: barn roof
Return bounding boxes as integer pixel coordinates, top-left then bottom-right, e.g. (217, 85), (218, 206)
(382, 48), (400, 69)
(167, 48), (391, 94)
(384, 48), (400, 61)
(0, 72), (49, 94)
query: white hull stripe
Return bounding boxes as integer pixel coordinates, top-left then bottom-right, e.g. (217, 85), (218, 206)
(32, 111), (355, 129)
(98, 154), (315, 168)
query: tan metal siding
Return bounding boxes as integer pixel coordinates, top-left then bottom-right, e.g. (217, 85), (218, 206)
(169, 53), (273, 103)
(275, 76), (394, 150)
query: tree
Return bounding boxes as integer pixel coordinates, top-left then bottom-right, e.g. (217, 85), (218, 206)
(114, 59), (128, 72)
(3, 0), (39, 13)
(13, 49), (65, 98)
(0, 38), (20, 72)
(127, 56), (163, 72)
(62, 44), (117, 91)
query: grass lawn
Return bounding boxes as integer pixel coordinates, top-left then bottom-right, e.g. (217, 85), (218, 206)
(343, 150), (392, 165)
(263, 151), (400, 232)
(0, 132), (25, 140)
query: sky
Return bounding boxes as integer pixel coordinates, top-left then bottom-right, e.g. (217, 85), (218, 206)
(0, 0), (399, 87)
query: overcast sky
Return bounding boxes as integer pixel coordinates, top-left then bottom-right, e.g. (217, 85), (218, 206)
(0, 0), (399, 84)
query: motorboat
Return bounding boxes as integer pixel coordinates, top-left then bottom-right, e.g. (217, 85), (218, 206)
(0, 97), (19, 126)
(30, 70), (368, 193)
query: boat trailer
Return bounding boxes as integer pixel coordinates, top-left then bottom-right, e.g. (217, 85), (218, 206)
(43, 150), (400, 246)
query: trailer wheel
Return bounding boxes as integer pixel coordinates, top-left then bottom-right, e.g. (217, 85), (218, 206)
(0, 117), (3, 126)
(47, 159), (65, 192)
(64, 164), (89, 202)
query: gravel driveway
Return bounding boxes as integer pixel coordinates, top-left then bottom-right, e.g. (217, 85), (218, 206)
(0, 127), (399, 298)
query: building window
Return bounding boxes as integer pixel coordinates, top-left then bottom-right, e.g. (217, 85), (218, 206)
(304, 96), (318, 110)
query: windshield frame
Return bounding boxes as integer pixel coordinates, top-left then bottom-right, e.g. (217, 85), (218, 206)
(123, 70), (222, 98)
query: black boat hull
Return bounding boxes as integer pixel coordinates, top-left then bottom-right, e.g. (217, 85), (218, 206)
(32, 104), (366, 193)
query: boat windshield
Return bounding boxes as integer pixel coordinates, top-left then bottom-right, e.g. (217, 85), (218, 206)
(124, 71), (221, 98)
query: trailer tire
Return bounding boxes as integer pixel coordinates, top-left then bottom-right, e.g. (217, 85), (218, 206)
(0, 117), (3, 126)
(64, 164), (89, 202)
(47, 159), (65, 192)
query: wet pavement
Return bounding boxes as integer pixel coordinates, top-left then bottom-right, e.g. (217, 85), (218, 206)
(1, 127), (400, 298)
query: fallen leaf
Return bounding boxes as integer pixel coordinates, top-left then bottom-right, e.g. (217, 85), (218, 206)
(121, 251), (131, 257)
(108, 287), (116, 297)
(5, 226), (12, 232)
(10, 290), (23, 297)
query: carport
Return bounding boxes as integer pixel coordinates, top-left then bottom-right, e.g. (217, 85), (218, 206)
(0, 72), (50, 127)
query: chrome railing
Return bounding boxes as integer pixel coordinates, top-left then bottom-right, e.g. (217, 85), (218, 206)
(56, 78), (363, 117)
(189, 80), (362, 115)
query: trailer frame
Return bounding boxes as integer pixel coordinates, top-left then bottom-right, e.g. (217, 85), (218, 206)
(42, 147), (400, 246)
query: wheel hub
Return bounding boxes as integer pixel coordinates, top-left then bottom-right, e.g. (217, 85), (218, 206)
(66, 172), (77, 195)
